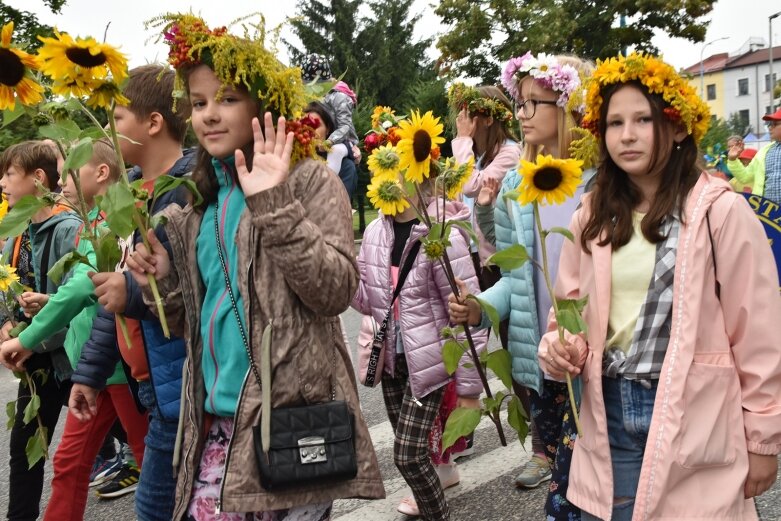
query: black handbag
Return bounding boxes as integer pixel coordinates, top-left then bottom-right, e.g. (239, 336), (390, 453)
(213, 205), (358, 491)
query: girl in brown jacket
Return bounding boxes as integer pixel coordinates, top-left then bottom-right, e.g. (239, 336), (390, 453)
(127, 13), (384, 521)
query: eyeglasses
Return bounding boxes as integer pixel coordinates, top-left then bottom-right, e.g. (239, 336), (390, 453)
(767, 121), (781, 128)
(517, 99), (558, 119)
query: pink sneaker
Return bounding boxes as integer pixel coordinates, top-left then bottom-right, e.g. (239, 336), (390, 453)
(397, 495), (419, 516)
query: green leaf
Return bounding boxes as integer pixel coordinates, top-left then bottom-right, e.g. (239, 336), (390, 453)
(2, 104), (26, 128)
(502, 189), (521, 202)
(47, 251), (93, 285)
(6, 401), (15, 430)
(38, 120), (82, 142)
(548, 226), (574, 242)
(30, 368), (48, 386)
(556, 296), (589, 335)
(95, 229), (122, 273)
(485, 349), (513, 390)
(427, 222), (444, 241)
(62, 138), (94, 173)
(8, 322), (28, 339)
(440, 325), (464, 340)
(149, 214), (168, 230)
(507, 395), (529, 446)
(79, 126), (109, 140)
(482, 390), (505, 414)
(485, 243), (529, 271)
(152, 175), (203, 207)
(25, 426), (48, 469)
(442, 406), (482, 452)
(22, 394), (40, 425)
(0, 196), (50, 238)
(447, 220), (479, 245)
(96, 182), (139, 238)
(473, 295), (500, 337)
(442, 339), (465, 375)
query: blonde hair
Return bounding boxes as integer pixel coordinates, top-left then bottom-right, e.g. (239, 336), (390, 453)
(87, 139), (122, 182)
(519, 55), (594, 162)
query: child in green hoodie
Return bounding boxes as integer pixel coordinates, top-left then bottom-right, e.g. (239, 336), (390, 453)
(0, 140), (148, 521)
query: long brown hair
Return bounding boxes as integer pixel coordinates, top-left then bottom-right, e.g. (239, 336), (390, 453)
(182, 65), (262, 209)
(473, 86), (516, 167)
(580, 81), (700, 252)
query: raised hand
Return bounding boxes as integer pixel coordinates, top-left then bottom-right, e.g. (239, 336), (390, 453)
(456, 108), (478, 138)
(477, 177), (501, 207)
(234, 112), (295, 197)
(125, 229), (171, 286)
(727, 141), (744, 161)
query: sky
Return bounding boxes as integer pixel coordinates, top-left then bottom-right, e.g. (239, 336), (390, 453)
(7, 0), (781, 73)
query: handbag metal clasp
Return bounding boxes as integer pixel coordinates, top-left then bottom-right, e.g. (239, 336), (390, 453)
(298, 436), (327, 464)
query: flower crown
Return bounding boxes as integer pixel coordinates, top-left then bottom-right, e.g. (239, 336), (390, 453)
(582, 52), (710, 143)
(149, 13), (305, 120)
(501, 52), (581, 109)
(447, 83), (514, 127)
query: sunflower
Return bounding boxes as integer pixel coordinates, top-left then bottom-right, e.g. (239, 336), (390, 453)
(396, 110), (445, 184)
(371, 105), (395, 128)
(0, 263), (19, 292)
(37, 30), (128, 98)
(85, 81), (130, 110)
(0, 194), (7, 222)
(518, 154), (583, 206)
(0, 22), (44, 110)
(367, 143), (400, 178)
(366, 174), (409, 216)
(440, 157), (475, 199)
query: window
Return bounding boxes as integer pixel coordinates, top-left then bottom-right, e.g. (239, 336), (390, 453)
(765, 73), (778, 92)
(738, 109), (750, 130)
(738, 78), (749, 96)
(706, 84), (716, 100)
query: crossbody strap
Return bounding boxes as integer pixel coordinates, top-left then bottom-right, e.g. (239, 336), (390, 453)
(705, 210), (721, 300)
(382, 240), (422, 330)
(214, 204), (263, 389)
(38, 228), (55, 293)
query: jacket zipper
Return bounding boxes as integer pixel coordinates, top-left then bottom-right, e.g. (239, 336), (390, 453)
(216, 230), (257, 514)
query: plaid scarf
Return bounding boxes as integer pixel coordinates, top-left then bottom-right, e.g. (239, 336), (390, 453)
(604, 216), (679, 382)
(762, 142), (781, 204)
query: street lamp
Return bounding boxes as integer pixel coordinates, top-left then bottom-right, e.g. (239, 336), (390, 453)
(770, 11), (781, 114)
(700, 36), (729, 100)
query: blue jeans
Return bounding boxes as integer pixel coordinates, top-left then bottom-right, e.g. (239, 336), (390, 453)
(582, 377), (657, 521)
(135, 380), (179, 521)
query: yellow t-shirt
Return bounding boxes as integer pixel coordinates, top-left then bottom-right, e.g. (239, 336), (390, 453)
(606, 212), (656, 353)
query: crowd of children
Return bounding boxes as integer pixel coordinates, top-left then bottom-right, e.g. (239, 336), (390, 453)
(0, 11), (780, 521)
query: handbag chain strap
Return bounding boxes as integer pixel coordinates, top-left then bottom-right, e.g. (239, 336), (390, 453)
(213, 203), (337, 399)
(214, 204), (263, 389)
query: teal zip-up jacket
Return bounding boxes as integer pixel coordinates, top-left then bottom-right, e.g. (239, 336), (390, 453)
(197, 157), (250, 417)
(476, 168), (593, 395)
(0, 210), (82, 380)
(18, 207), (125, 385)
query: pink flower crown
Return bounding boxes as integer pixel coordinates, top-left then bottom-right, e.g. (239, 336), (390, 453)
(501, 52), (581, 111)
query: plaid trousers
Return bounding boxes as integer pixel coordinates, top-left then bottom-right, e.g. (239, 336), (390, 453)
(382, 355), (449, 520)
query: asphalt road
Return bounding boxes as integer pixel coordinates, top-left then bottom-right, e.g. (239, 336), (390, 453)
(0, 308), (779, 520)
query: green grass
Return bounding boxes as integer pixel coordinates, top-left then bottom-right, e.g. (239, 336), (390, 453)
(353, 207), (379, 240)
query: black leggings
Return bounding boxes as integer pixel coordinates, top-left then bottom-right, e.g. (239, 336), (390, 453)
(6, 353), (70, 521)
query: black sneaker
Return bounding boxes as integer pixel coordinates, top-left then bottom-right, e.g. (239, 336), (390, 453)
(95, 463), (139, 499)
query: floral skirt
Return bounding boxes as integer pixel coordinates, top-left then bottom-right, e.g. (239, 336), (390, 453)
(429, 381), (467, 464)
(186, 417), (332, 521)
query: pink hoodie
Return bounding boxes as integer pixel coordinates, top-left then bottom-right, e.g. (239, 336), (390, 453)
(539, 174), (781, 520)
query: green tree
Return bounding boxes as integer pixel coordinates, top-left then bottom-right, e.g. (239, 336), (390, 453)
(286, 0), (361, 85)
(727, 111), (751, 137)
(699, 116), (730, 155)
(0, 0), (67, 50)
(435, 0), (716, 82)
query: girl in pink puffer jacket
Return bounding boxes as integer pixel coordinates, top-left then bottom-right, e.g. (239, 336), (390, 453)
(352, 196), (487, 521)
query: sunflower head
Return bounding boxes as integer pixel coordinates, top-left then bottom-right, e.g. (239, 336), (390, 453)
(0, 263), (19, 292)
(518, 154), (583, 206)
(149, 13), (305, 122)
(439, 157), (475, 200)
(367, 143), (401, 178)
(37, 30), (129, 100)
(396, 110), (446, 184)
(366, 174), (410, 216)
(0, 22), (44, 110)
(422, 238), (446, 261)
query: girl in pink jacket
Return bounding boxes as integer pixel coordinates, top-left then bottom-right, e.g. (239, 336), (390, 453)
(540, 53), (781, 520)
(352, 187), (487, 520)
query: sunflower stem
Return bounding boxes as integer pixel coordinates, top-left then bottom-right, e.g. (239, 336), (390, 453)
(76, 102), (112, 142)
(533, 203), (583, 438)
(106, 104), (128, 184)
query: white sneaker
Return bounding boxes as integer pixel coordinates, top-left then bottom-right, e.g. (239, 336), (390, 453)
(435, 462), (460, 489)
